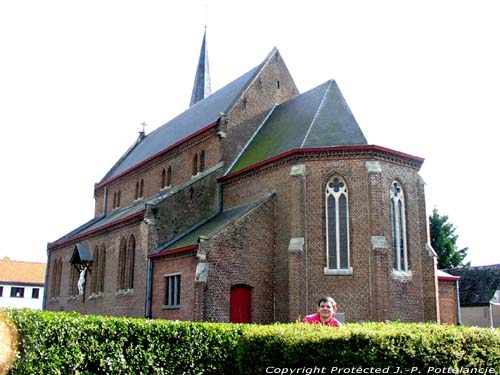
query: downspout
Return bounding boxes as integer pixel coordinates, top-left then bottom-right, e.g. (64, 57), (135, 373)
(302, 167), (309, 314)
(456, 279), (462, 325)
(145, 258), (153, 318)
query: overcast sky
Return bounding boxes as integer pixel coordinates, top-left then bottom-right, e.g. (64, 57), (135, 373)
(1, 0), (499, 267)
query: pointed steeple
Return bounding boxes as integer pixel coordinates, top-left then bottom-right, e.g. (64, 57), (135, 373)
(190, 29), (211, 107)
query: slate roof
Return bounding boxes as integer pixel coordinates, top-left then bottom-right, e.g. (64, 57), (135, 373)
(445, 265), (500, 306)
(154, 193), (274, 253)
(0, 259), (46, 284)
(229, 79), (367, 173)
(99, 50), (276, 185)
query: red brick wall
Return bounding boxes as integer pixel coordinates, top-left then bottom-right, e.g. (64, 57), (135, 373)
(439, 279), (458, 325)
(150, 249), (197, 321)
(222, 150), (438, 323)
(46, 219), (148, 317)
(222, 50), (298, 167)
(201, 196), (276, 323)
(94, 130), (222, 217)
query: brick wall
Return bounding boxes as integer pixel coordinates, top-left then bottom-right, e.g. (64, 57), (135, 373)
(94, 130), (222, 217)
(150, 249), (197, 321)
(201, 196), (276, 323)
(222, 149), (438, 323)
(438, 278), (458, 324)
(46, 219), (148, 317)
(222, 50), (298, 168)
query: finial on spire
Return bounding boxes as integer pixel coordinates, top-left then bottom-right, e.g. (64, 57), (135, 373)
(189, 29), (211, 107)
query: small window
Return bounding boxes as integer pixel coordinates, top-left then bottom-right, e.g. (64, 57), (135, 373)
(200, 151), (205, 172)
(192, 154), (198, 176)
(0, 286), (3, 297)
(32, 288), (40, 299)
(277, 80), (280, 89)
(165, 274), (181, 307)
(161, 168), (166, 189)
(166, 166), (172, 187)
(11, 287), (25, 298)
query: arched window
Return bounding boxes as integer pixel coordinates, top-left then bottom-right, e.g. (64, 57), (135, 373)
(390, 181), (408, 272)
(98, 245), (106, 293)
(117, 238), (127, 291)
(92, 245), (106, 294)
(166, 166), (172, 187)
(325, 176), (351, 273)
(91, 246), (100, 294)
(51, 258), (62, 299)
(139, 179), (144, 198)
(135, 181), (140, 200)
(117, 236), (135, 292)
(161, 168), (166, 189)
(200, 150), (205, 172)
(126, 235), (135, 290)
(193, 154), (198, 176)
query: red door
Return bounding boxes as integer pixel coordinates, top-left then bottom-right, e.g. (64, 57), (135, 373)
(230, 285), (251, 323)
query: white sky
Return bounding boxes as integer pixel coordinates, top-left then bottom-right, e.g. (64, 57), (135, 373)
(1, 1), (499, 266)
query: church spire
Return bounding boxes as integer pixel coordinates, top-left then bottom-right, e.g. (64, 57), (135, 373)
(190, 29), (211, 107)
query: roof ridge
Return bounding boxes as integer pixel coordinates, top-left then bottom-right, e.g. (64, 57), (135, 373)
(300, 80), (333, 148)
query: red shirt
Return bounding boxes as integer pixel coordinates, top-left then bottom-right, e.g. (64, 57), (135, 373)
(302, 312), (342, 327)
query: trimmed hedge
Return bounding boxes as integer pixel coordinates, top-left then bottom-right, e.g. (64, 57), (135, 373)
(2, 309), (500, 374)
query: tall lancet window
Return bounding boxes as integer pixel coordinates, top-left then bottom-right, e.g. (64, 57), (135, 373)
(325, 176), (351, 274)
(390, 181), (408, 272)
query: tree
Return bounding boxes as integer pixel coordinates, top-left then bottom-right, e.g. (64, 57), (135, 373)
(429, 208), (469, 269)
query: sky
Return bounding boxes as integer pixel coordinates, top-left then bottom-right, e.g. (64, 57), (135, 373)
(1, 1), (499, 267)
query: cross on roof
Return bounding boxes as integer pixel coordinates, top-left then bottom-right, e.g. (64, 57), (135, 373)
(140, 121), (147, 133)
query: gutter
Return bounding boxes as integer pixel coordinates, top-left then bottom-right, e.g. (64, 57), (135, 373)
(222, 145), (425, 182)
(42, 247), (51, 311)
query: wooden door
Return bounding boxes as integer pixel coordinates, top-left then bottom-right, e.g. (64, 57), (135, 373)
(230, 285), (251, 323)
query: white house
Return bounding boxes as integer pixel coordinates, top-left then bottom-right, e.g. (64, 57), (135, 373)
(0, 259), (46, 310)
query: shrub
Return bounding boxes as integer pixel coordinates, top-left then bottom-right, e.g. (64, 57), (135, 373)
(3, 309), (500, 374)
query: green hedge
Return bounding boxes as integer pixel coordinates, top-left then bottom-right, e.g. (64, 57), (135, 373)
(2, 309), (500, 374)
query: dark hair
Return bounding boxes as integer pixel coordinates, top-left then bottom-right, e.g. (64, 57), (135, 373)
(317, 296), (336, 307)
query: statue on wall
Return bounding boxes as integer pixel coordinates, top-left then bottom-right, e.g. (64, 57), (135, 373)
(77, 266), (87, 296)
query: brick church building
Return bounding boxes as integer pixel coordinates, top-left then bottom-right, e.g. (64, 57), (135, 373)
(45, 33), (440, 323)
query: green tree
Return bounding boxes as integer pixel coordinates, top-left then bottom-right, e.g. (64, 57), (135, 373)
(429, 208), (469, 269)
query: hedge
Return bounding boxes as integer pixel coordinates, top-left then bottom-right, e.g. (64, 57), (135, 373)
(2, 309), (500, 374)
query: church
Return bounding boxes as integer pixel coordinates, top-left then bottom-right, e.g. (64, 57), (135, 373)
(44, 32), (440, 324)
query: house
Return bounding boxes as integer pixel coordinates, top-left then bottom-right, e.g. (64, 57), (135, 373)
(0, 259), (46, 310)
(44, 32), (439, 323)
(446, 265), (500, 328)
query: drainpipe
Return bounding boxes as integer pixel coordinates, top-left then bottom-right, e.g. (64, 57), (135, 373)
(145, 258), (153, 318)
(102, 185), (108, 216)
(302, 167), (308, 313)
(455, 279), (462, 325)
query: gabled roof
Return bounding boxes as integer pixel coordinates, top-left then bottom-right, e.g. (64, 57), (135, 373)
(0, 259), (46, 285)
(229, 80), (367, 173)
(151, 193), (274, 254)
(98, 49), (278, 186)
(446, 265), (500, 306)
(190, 29), (211, 107)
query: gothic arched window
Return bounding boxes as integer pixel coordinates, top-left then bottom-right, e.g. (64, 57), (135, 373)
(161, 168), (166, 189)
(325, 176), (351, 273)
(390, 181), (408, 272)
(117, 238), (127, 291)
(200, 150), (205, 172)
(193, 154), (198, 176)
(167, 166), (172, 187)
(126, 235), (135, 290)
